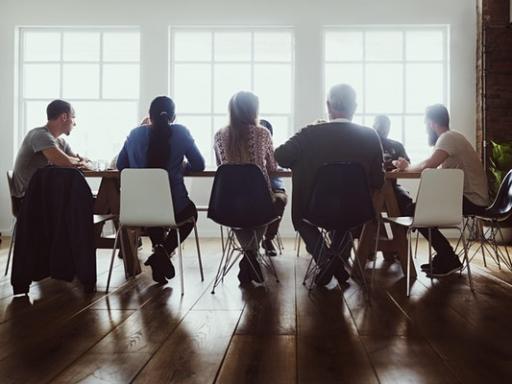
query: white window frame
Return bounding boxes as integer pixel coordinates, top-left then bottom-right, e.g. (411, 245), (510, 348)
(169, 26), (295, 165)
(17, 26), (141, 146)
(323, 25), (450, 161)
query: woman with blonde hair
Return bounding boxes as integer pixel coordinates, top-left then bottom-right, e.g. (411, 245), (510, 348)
(214, 91), (277, 284)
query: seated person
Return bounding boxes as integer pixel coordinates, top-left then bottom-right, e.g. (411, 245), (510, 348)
(373, 115), (410, 169)
(116, 96), (205, 284)
(259, 119), (288, 257)
(275, 84), (384, 286)
(12, 99), (87, 201)
(214, 91), (277, 284)
(393, 104), (489, 277)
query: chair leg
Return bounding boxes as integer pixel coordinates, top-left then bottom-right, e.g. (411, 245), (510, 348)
(348, 232), (368, 296)
(211, 233), (229, 294)
(496, 225), (512, 270)
(220, 225), (225, 253)
(296, 232), (302, 257)
(428, 228), (433, 282)
(371, 221), (381, 295)
(406, 228), (412, 297)
(460, 228), (474, 292)
(192, 218), (204, 282)
(106, 227), (121, 293)
(5, 222), (16, 276)
(176, 229), (184, 296)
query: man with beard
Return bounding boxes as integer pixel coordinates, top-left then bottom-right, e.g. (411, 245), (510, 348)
(393, 104), (489, 277)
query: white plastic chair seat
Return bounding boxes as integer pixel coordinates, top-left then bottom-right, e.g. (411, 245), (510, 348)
(383, 216), (414, 227)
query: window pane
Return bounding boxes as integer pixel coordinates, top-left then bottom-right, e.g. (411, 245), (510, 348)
(24, 31), (60, 61)
(213, 64), (251, 113)
(260, 115), (289, 148)
(364, 114), (403, 142)
(25, 101), (50, 129)
(325, 32), (363, 61)
(67, 101), (139, 160)
(63, 32), (100, 61)
(175, 115), (212, 165)
(23, 64), (60, 98)
(254, 64), (292, 114)
(324, 63), (363, 102)
(365, 31), (403, 61)
(214, 32), (251, 61)
(63, 64), (100, 99)
(404, 115), (431, 162)
(213, 115), (229, 132)
(365, 63), (403, 113)
(406, 31), (444, 61)
(173, 64), (212, 113)
(405, 63), (443, 113)
(254, 32), (292, 62)
(103, 32), (140, 62)
(174, 32), (211, 62)
(103, 64), (140, 99)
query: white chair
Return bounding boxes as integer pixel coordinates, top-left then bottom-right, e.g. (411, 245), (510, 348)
(374, 169), (474, 297)
(106, 168), (204, 294)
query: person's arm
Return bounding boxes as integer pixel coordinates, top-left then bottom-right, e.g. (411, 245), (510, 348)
(41, 147), (82, 167)
(393, 149), (449, 172)
(274, 129), (303, 169)
(116, 141), (130, 171)
(397, 142), (410, 163)
(183, 130), (205, 172)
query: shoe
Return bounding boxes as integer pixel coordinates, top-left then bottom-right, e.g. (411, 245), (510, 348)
(144, 255), (168, 284)
(144, 246), (175, 283)
(237, 258), (252, 284)
(425, 257), (463, 277)
(421, 254), (440, 271)
(333, 263), (350, 284)
(245, 251), (264, 283)
(262, 238), (277, 257)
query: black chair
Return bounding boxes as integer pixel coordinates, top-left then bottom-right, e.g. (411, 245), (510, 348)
(5, 171), (21, 276)
(207, 164), (280, 293)
(301, 162), (375, 291)
(466, 170), (512, 270)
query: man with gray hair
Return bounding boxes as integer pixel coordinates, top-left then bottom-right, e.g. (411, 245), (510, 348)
(275, 84), (384, 286)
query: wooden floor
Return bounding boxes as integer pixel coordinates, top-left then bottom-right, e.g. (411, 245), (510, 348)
(0, 235), (511, 384)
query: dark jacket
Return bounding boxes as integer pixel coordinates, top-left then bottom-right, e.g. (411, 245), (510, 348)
(380, 136), (410, 162)
(275, 121), (384, 228)
(11, 167), (96, 294)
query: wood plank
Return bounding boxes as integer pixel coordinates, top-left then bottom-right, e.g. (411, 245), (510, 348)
(132, 310), (241, 384)
(216, 335), (296, 384)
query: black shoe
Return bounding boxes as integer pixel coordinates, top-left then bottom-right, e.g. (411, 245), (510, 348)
(237, 258), (252, 284)
(144, 255), (168, 284)
(421, 254), (440, 271)
(144, 246), (174, 283)
(425, 257), (463, 277)
(333, 263), (350, 284)
(245, 251), (264, 283)
(262, 238), (277, 257)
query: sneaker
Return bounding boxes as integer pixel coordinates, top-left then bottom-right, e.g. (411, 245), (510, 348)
(144, 255), (168, 284)
(262, 238), (278, 257)
(333, 263), (350, 284)
(421, 254), (440, 271)
(144, 245), (175, 283)
(425, 257), (463, 277)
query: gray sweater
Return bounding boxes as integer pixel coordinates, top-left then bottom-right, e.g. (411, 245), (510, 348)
(274, 121), (385, 228)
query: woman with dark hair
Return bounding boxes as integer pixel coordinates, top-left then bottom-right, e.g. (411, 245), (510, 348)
(214, 91), (277, 284)
(117, 96), (205, 284)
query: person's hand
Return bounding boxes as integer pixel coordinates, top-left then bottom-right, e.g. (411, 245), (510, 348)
(76, 160), (93, 171)
(76, 153), (90, 163)
(392, 157), (409, 171)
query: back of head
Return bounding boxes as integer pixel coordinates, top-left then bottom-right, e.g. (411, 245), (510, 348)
(227, 91), (259, 161)
(47, 99), (72, 120)
(327, 84), (357, 119)
(373, 115), (391, 139)
(259, 119), (273, 136)
(425, 104), (450, 128)
(147, 96), (176, 169)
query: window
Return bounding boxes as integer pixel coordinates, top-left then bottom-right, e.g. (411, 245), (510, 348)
(170, 28), (294, 165)
(324, 27), (448, 162)
(19, 28), (141, 161)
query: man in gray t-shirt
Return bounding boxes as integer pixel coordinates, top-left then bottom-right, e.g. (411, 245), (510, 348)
(12, 100), (86, 198)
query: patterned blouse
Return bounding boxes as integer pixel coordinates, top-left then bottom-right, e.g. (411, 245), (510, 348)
(214, 125), (277, 189)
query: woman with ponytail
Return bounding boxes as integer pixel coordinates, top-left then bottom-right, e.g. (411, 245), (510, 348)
(117, 96), (205, 284)
(214, 91), (277, 285)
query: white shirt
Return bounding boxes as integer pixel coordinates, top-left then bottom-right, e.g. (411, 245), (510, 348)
(435, 130), (489, 206)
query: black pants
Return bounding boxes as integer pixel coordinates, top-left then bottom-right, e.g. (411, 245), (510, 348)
(296, 221), (350, 264)
(394, 185), (486, 259)
(148, 201), (198, 254)
(265, 189), (288, 240)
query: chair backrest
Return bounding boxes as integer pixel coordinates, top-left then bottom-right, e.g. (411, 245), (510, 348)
(120, 168), (176, 227)
(304, 162), (375, 231)
(207, 164), (277, 229)
(6, 170), (20, 217)
(413, 168), (464, 227)
(488, 169), (512, 219)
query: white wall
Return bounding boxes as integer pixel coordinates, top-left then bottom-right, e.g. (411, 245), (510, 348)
(0, 0), (477, 236)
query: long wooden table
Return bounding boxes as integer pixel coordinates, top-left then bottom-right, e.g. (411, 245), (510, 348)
(84, 169), (421, 280)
